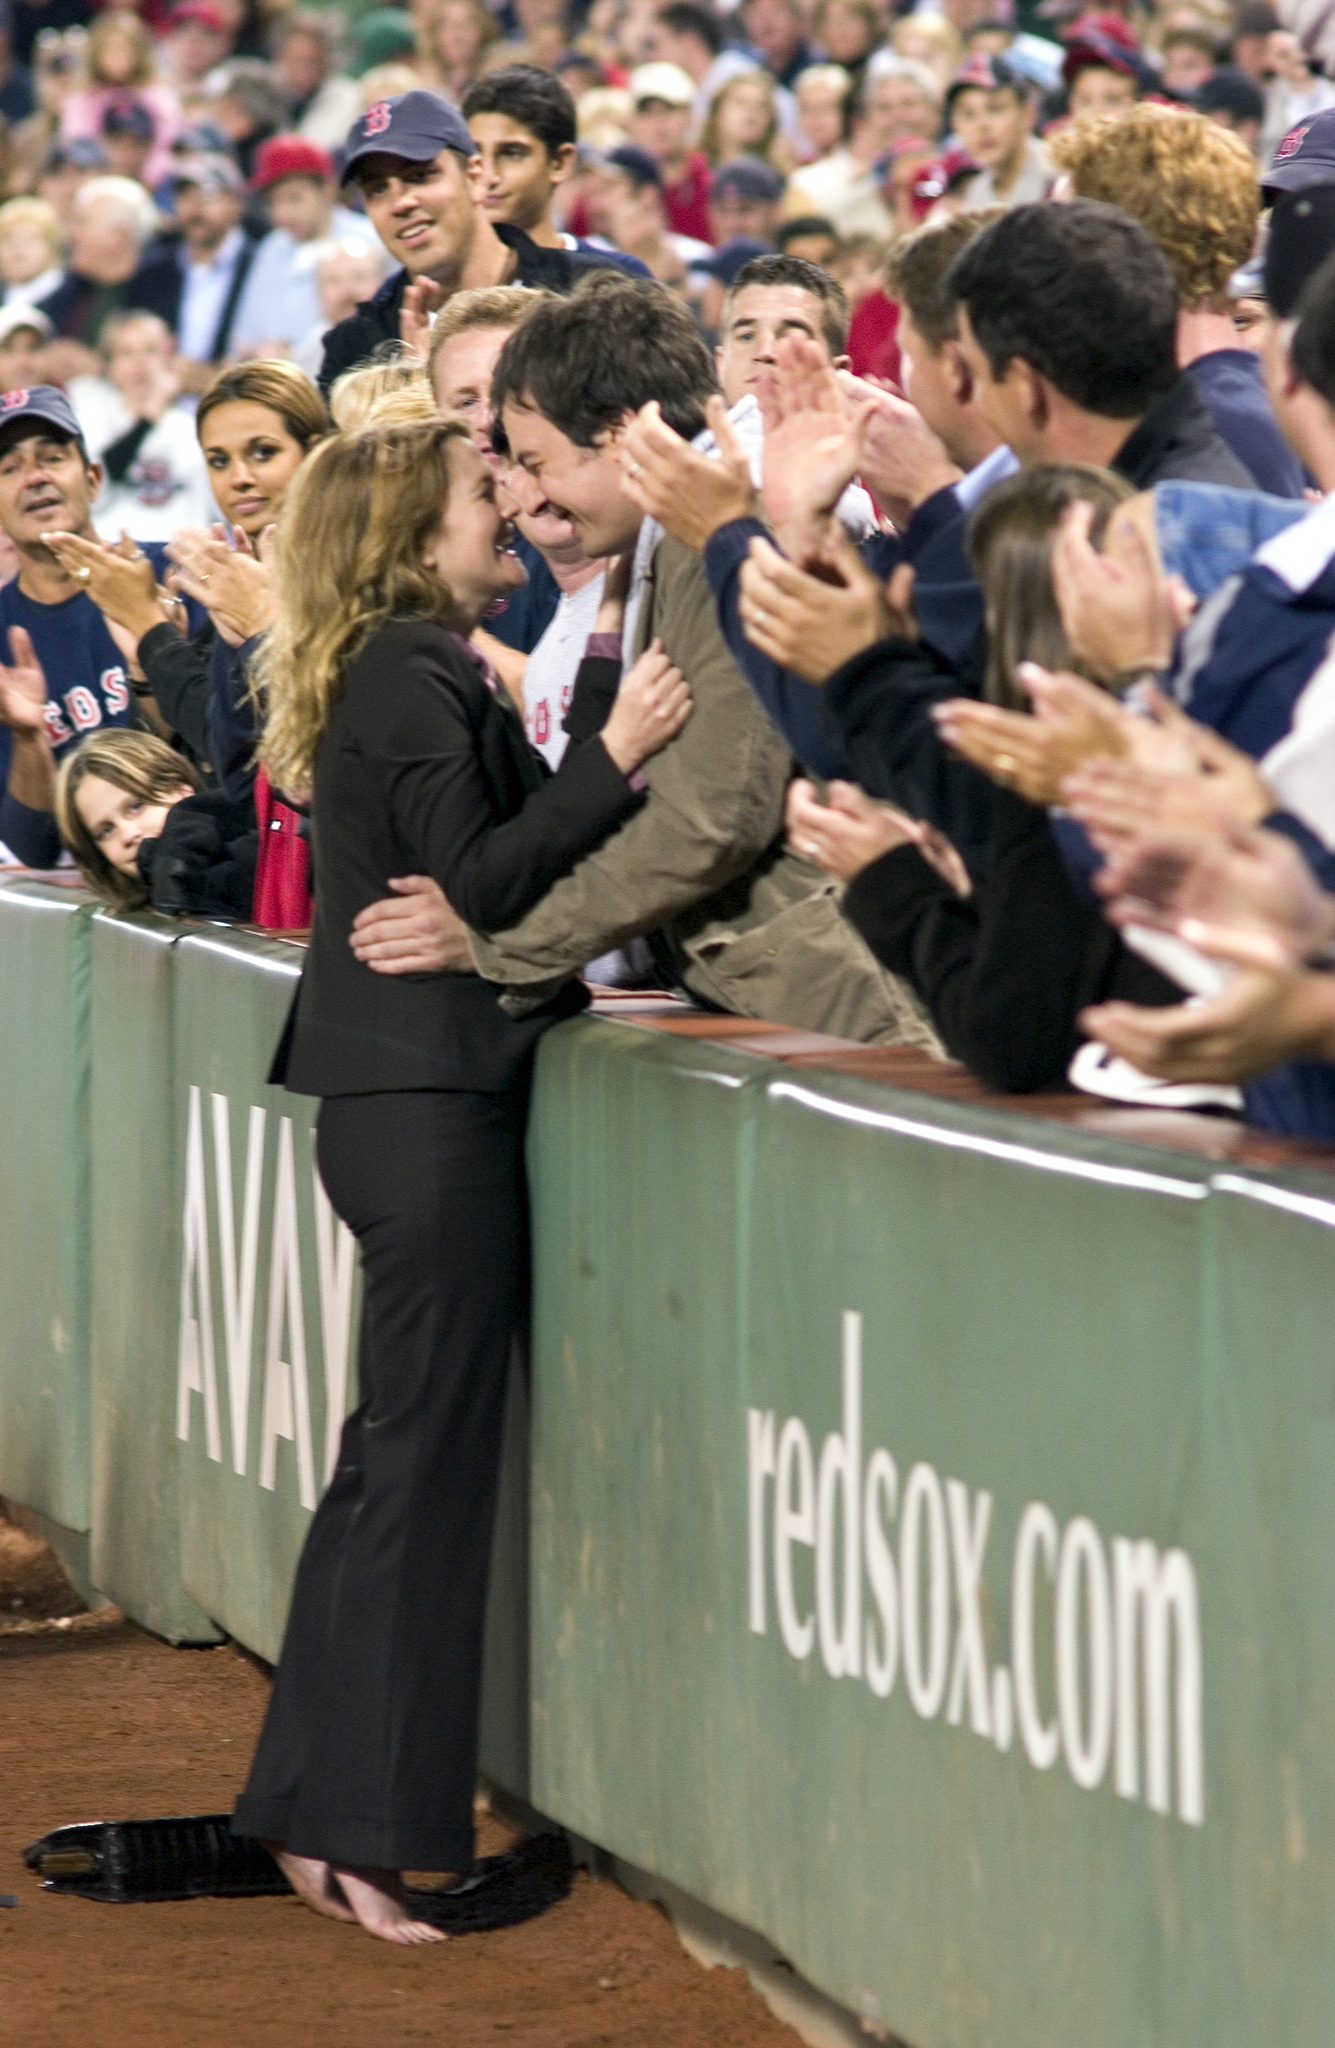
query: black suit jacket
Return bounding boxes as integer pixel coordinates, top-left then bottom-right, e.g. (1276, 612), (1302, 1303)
(276, 618), (641, 1098)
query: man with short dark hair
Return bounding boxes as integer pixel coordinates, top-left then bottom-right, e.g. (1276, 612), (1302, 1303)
(317, 91), (630, 394)
(462, 65), (648, 272)
(471, 275), (929, 1042)
(716, 252), (849, 421)
(948, 200), (1251, 486)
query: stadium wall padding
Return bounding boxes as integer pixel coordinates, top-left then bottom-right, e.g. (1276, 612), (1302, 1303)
(4, 875), (1335, 2044)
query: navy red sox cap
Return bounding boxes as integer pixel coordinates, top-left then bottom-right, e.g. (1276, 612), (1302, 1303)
(0, 383), (86, 453)
(1263, 109), (1335, 197)
(341, 90), (476, 182)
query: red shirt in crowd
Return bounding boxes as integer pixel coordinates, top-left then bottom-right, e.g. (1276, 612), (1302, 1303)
(661, 152), (714, 244)
(848, 288), (901, 387)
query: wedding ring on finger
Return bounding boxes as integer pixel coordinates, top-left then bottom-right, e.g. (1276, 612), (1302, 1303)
(995, 751), (1017, 787)
(73, 565), (91, 583)
(625, 459), (643, 478)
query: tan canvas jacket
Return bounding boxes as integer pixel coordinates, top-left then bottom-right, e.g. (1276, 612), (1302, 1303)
(469, 533), (939, 1050)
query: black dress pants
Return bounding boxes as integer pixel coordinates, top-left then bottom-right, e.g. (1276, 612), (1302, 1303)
(232, 1083), (529, 1872)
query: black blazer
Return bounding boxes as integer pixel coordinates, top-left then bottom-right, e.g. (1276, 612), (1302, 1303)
(275, 618), (640, 1098)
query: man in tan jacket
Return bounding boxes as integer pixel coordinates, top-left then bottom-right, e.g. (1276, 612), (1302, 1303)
(357, 274), (935, 1048)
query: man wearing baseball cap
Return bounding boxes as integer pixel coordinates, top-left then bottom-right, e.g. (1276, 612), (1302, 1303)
(231, 134), (378, 355)
(128, 153), (262, 392)
(0, 385), (185, 866)
(318, 90), (631, 395)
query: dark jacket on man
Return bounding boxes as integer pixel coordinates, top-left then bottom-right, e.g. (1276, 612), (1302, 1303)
(316, 222), (631, 394)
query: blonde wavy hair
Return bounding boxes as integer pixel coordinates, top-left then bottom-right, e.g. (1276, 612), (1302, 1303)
(1047, 103), (1258, 311)
(329, 353), (436, 429)
(256, 419), (472, 791)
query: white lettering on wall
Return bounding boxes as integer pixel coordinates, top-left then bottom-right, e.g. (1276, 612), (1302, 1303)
(176, 1087), (356, 1514)
(746, 1315), (1205, 1826)
(212, 1092), (265, 1477)
(177, 1084), (221, 1461)
(258, 1117), (317, 1510)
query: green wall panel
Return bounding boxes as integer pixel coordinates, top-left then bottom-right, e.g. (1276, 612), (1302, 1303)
(89, 909), (219, 1641)
(527, 1020), (1335, 2048)
(0, 877), (97, 1536)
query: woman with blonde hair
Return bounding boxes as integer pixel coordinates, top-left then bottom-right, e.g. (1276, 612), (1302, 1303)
(700, 70), (794, 173)
(230, 418), (691, 1941)
(328, 353), (435, 430)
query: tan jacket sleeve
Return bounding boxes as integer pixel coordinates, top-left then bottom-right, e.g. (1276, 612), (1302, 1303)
(469, 534), (793, 986)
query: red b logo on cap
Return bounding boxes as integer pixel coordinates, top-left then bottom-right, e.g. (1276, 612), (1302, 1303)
(1, 389), (29, 410)
(363, 100), (392, 137)
(1276, 121), (1311, 161)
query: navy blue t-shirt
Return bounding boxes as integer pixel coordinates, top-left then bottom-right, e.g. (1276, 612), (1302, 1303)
(0, 541), (185, 865)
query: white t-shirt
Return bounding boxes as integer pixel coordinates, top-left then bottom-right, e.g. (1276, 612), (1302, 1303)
(69, 377), (218, 540)
(522, 569), (607, 770)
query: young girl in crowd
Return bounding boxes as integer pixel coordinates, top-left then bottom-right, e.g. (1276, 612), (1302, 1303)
(230, 419), (691, 1941)
(55, 727), (257, 918)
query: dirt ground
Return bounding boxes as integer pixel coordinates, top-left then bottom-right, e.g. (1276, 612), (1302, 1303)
(0, 1518), (798, 2048)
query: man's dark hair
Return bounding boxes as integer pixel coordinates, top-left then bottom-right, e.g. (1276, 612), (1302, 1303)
(490, 273), (718, 449)
(656, 2), (724, 56)
(1291, 248), (1335, 408)
(887, 206), (1005, 351)
(721, 252), (849, 354)
(462, 65), (577, 157)
(776, 213), (837, 250)
(946, 200), (1178, 418)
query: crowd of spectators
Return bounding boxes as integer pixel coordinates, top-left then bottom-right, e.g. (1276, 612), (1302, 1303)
(1, 0), (1335, 1141)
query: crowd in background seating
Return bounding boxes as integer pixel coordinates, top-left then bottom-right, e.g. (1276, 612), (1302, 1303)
(1, 0), (1335, 1141)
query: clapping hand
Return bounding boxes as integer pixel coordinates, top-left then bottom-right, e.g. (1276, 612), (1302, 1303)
(932, 663), (1135, 802)
(618, 397), (757, 550)
(0, 625), (48, 737)
(787, 776), (924, 882)
(400, 277), (443, 359)
(738, 531), (897, 683)
(1051, 500), (1187, 681)
(45, 529), (175, 642)
(835, 370), (961, 533)
(167, 525), (279, 646)
(1081, 920), (1335, 1082)
(1094, 824), (1335, 961)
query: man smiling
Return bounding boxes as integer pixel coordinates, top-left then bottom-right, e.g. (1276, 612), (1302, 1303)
(317, 90), (631, 393)
(0, 386), (136, 865)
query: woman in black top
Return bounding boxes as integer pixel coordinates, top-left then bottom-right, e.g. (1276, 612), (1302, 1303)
(230, 419), (690, 1942)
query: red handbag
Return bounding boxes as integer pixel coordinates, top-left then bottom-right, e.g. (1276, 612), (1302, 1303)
(251, 766), (312, 932)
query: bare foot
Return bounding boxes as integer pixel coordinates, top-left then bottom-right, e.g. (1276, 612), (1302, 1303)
(264, 1841), (357, 1923)
(334, 1865), (449, 1945)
